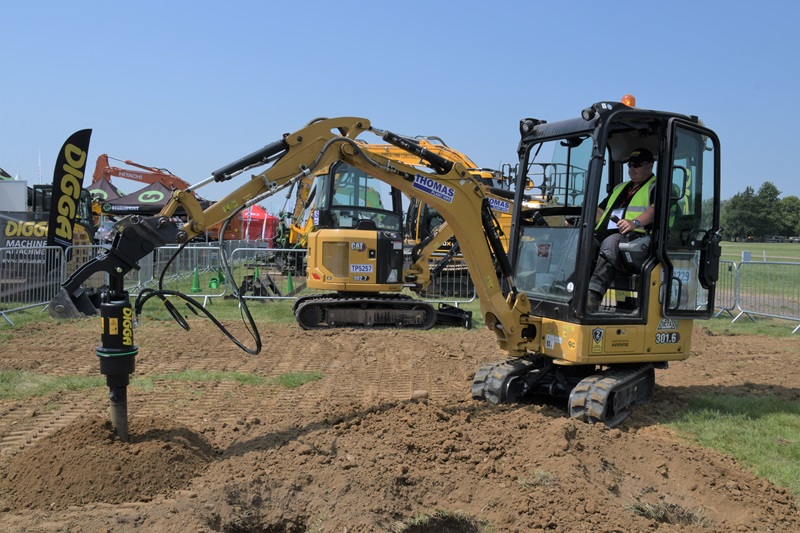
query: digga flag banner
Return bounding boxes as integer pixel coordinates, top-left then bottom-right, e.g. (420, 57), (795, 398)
(46, 129), (92, 249)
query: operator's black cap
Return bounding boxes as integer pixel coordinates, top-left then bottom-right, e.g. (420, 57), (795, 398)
(628, 148), (654, 163)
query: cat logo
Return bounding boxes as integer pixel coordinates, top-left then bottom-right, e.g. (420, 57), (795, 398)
(657, 318), (679, 330)
(351, 242), (366, 251)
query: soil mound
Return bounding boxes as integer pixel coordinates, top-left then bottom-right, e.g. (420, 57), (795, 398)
(0, 416), (216, 510)
(206, 399), (800, 532)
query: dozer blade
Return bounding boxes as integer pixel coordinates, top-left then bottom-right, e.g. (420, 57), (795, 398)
(434, 302), (473, 329)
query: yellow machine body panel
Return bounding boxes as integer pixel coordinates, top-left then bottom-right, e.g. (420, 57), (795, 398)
(539, 267), (693, 364)
(305, 227), (404, 293)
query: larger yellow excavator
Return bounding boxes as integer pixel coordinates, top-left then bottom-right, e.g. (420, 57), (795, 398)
(294, 145), (527, 330)
(49, 98), (722, 440)
(276, 137), (528, 329)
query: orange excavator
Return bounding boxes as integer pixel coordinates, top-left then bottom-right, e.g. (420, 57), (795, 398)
(92, 154), (243, 241)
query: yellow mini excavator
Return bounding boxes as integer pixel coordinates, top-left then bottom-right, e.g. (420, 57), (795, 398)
(49, 98), (721, 440)
(292, 148), (526, 330)
(276, 136), (529, 330)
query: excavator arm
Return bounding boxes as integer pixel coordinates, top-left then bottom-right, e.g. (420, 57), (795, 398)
(403, 185), (516, 293)
(93, 153), (193, 192)
(51, 116), (540, 356)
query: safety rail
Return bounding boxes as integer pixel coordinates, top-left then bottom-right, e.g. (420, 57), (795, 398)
(228, 247), (312, 301)
(713, 260), (738, 318)
(733, 261), (800, 332)
(1, 241), (477, 322)
(7, 243), (799, 331)
(0, 245), (65, 325)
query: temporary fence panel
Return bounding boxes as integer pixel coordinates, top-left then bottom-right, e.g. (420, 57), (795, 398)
(143, 242), (254, 300)
(714, 260), (738, 317)
(228, 247), (311, 300)
(413, 253), (477, 304)
(734, 261), (800, 331)
(6, 240), (800, 332)
(1, 246), (65, 323)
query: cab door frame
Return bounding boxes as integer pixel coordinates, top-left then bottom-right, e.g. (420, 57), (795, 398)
(659, 118), (722, 319)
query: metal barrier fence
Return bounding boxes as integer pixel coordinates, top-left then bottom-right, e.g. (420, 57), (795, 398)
(228, 247), (312, 300)
(713, 260), (738, 318)
(6, 241), (799, 331)
(1, 245), (65, 324)
(733, 261), (800, 332)
(122, 240), (253, 299)
(413, 254), (477, 303)
(222, 247), (478, 303)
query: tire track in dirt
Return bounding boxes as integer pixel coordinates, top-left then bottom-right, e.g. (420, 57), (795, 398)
(0, 394), (104, 462)
(254, 329), (363, 415)
(129, 380), (249, 430)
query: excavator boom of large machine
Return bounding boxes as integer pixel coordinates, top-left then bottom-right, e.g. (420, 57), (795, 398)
(50, 104), (722, 439)
(92, 154), (242, 241)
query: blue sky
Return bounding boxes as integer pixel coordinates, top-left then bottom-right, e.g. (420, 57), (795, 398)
(2, 1), (798, 214)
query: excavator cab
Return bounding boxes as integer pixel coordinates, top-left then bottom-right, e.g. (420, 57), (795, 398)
(313, 161), (404, 232)
(509, 102), (721, 329)
(469, 102), (722, 426)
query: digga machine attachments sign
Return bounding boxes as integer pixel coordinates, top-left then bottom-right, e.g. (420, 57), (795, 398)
(46, 129), (92, 249)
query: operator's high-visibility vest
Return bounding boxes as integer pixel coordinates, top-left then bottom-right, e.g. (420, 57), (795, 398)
(595, 174), (656, 234)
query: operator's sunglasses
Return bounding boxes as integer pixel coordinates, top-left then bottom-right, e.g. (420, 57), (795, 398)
(628, 161), (645, 168)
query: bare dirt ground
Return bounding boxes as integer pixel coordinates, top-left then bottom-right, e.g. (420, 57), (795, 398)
(0, 316), (798, 532)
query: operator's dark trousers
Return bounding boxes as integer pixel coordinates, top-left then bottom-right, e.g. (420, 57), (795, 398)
(588, 233), (624, 296)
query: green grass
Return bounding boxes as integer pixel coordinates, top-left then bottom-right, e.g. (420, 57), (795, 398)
(720, 241), (800, 262)
(0, 369), (324, 400)
(137, 295), (300, 324)
(268, 371), (324, 388)
(702, 315), (800, 337)
(667, 394), (800, 497)
(0, 371), (105, 400)
(389, 509), (486, 533)
(0, 306), (54, 333)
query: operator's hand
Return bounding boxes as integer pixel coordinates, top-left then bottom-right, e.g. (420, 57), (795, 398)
(617, 219), (634, 235)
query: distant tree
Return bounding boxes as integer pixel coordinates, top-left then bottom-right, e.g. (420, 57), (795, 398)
(779, 195), (800, 236)
(752, 182), (784, 237)
(721, 186), (757, 240)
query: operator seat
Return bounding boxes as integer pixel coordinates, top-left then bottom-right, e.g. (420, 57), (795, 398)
(355, 219), (377, 231)
(606, 233), (651, 312)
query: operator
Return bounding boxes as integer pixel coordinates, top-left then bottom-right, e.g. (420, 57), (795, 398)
(587, 148), (656, 311)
